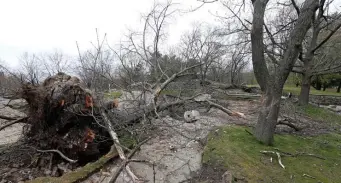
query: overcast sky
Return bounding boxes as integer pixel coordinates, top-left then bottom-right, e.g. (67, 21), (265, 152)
(1, 0), (340, 68)
(0, 0), (222, 68)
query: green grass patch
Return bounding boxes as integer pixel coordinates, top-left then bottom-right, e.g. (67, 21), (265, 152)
(283, 86), (341, 96)
(203, 125), (341, 183)
(247, 84), (341, 96)
(298, 104), (341, 126)
(104, 91), (122, 99)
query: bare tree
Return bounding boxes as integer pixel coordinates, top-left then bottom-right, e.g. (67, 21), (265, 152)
(19, 52), (44, 85)
(39, 50), (70, 76)
(250, 0), (319, 145)
(294, 8), (341, 105)
(76, 30), (115, 91)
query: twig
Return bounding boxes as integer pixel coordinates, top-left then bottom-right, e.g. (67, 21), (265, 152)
(36, 149), (77, 163)
(108, 138), (151, 183)
(153, 162), (156, 183)
(277, 120), (301, 131)
(303, 174), (316, 179)
(204, 99), (246, 118)
(0, 117), (27, 131)
(276, 152), (285, 169)
(273, 148), (326, 160)
(244, 129), (253, 136)
(260, 151), (285, 169)
(0, 114), (17, 120)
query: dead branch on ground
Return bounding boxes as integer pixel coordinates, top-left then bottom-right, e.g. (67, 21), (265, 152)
(0, 117), (27, 131)
(36, 149), (78, 163)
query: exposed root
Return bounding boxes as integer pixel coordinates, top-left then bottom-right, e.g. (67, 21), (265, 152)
(36, 149), (78, 163)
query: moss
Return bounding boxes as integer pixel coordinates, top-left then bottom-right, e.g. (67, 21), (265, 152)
(203, 125), (341, 183)
(104, 91), (122, 99)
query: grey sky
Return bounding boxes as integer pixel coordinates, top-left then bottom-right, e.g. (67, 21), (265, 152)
(0, 0), (221, 68)
(1, 0), (340, 68)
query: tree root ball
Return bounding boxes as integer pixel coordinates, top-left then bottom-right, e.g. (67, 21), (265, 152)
(20, 72), (113, 164)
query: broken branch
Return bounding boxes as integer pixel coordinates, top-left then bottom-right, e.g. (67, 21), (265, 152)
(108, 137), (151, 183)
(260, 151), (285, 169)
(0, 117), (27, 131)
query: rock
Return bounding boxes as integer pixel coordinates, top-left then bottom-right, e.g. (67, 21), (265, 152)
(335, 106), (341, 112)
(7, 99), (27, 110)
(222, 171), (233, 183)
(194, 94), (212, 102)
(184, 110), (200, 123)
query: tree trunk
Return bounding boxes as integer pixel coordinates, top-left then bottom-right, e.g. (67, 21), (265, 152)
(254, 89), (281, 145)
(323, 84), (327, 91)
(250, 0), (318, 145)
(337, 81), (341, 93)
(299, 73), (311, 105)
(315, 77), (322, 90)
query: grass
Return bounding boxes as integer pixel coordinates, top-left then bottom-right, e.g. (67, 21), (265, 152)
(283, 86), (341, 96)
(104, 91), (122, 99)
(247, 85), (341, 96)
(298, 104), (341, 126)
(203, 125), (341, 183)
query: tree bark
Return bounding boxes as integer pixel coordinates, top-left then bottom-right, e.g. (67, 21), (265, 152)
(251, 0), (318, 145)
(337, 80), (341, 93)
(254, 88), (281, 145)
(299, 73), (312, 105)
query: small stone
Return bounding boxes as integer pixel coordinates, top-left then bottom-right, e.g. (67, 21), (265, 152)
(184, 110), (200, 123)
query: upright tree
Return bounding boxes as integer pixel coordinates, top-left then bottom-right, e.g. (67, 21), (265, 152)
(251, 0), (319, 145)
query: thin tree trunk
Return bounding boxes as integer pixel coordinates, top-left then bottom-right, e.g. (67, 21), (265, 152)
(337, 81), (341, 93)
(299, 73), (311, 105)
(299, 59), (313, 105)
